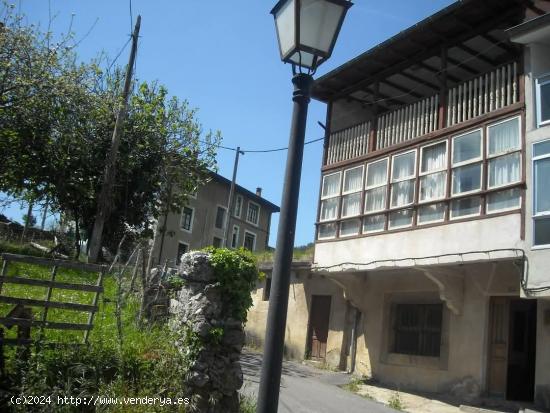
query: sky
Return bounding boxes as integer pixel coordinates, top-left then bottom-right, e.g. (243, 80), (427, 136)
(1, 0), (455, 247)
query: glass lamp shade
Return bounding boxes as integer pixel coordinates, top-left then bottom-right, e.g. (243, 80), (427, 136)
(271, 0), (352, 69)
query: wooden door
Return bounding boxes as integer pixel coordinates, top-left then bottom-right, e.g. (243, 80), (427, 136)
(308, 295), (332, 360)
(506, 299), (536, 401)
(488, 297), (510, 397)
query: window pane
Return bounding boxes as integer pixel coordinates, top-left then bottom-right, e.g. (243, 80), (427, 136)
(487, 188), (521, 212)
(243, 233), (255, 251)
(318, 223), (337, 239)
(247, 203), (259, 224)
(363, 214), (385, 233)
(451, 197), (481, 218)
(535, 157), (550, 214)
(340, 220), (360, 237)
(320, 198), (339, 221)
(421, 142), (446, 173)
(453, 130), (481, 164)
(389, 209), (413, 228)
(322, 173), (340, 197)
(234, 196), (242, 217)
(366, 159), (388, 187)
(534, 140), (550, 157)
(488, 117), (520, 155)
(488, 152), (520, 188)
(343, 166), (363, 193)
(540, 82), (550, 124)
(420, 171), (446, 201)
(452, 163), (481, 194)
(534, 217), (550, 246)
(418, 203), (445, 224)
(342, 193), (361, 217)
(215, 207), (225, 229)
(365, 187), (386, 212)
(391, 180), (415, 207)
(392, 152), (415, 180)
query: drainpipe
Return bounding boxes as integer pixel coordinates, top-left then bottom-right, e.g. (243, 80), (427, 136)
(349, 307), (361, 374)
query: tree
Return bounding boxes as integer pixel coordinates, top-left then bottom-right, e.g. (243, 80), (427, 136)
(0, 4), (220, 257)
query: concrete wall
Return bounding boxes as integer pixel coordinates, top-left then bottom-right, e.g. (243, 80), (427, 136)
(245, 270), (349, 369)
(152, 178), (274, 266)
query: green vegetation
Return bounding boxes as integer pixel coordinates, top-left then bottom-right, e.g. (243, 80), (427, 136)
(0, 241), (48, 258)
(388, 391), (405, 411)
(341, 377), (374, 400)
(254, 242), (314, 263)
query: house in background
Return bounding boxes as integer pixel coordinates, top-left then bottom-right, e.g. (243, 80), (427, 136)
(151, 172), (279, 267)
(247, 0), (550, 409)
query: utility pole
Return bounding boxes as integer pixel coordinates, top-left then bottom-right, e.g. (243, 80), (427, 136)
(223, 147), (244, 248)
(88, 16), (141, 263)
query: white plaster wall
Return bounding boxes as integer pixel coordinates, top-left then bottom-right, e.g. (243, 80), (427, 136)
(315, 215), (523, 271)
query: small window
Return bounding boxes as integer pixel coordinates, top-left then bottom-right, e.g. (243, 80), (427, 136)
(533, 139), (550, 247)
(231, 225), (240, 249)
(243, 231), (256, 251)
(363, 214), (385, 233)
(418, 203), (446, 224)
(215, 206), (226, 229)
(320, 172), (341, 222)
(212, 237), (223, 248)
(391, 151), (416, 208)
(342, 166), (363, 218)
(246, 202), (260, 226)
(420, 141), (447, 202)
(392, 303), (442, 357)
(176, 242), (189, 265)
(234, 195), (243, 218)
(452, 129), (482, 195)
(318, 223), (337, 239)
(340, 219), (360, 237)
(365, 158), (388, 213)
(536, 75), (550, 126)
(487, 117), (521, 190)
(180, 206), (194, 232)
(263, 278), (271, 301)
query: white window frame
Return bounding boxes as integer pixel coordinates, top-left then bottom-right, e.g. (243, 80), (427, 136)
(451, 128), (483, 196)
(419, 140), (448, 203)
(486, 116), (522, 190)
(320, 171), (342, 222)
(180, 206), (195, 233)
(339, 219), (360, 237)
(533, 138), (550, 249)
(243, 230), (257, 251)
(390, 149), (417, 208)
(417, 202), (446, 225)
(536, 74), (550, 127)
(231, 225), (240, 249)
(341, 166), (364, 218)
(234, 195), (243, 218)
(317, 223), (337, 240)
(215, 205), (227, 229)
(486, 189), (522, 215)
(362, 214), (385, 234)
(246, 201), (261, 226)
(365, 157), (388, 213)
(176, 241), (189, 265)
(388, 208), (414, 229)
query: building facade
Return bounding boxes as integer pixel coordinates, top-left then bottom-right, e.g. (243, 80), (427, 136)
(151, 172), (279, 267)
(301, 0), (549, 407)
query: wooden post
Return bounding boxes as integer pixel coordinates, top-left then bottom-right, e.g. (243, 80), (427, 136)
(368, 82), (379, 153)
(88, 16), (141, 263)
(38, 265), (58, 342)
(438, 46), (448, 130)
(84, 268), (105, 344)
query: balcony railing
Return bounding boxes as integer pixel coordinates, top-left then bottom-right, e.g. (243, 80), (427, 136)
(325, 62), (520, 166)
(325, 121), (371, 166)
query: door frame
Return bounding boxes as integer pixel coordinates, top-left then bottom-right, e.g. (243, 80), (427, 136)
(306, 294), (332, 361)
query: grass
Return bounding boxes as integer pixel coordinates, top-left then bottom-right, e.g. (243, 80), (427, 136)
(254, 242), (314, 263)
(388, 391), (405, 411)
(341, 377), (374, 400)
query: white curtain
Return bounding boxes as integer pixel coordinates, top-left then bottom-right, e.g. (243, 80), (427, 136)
(391, 180), (414, 207)
(320, 198), (338, 220)
(420, 172), (446, 201)
(344, 167), (363, 192)
(367, 159), (387, 187)
(322, 173), (340, 197)
(453, 130), (481, 163)
(489, 153), (520, 187)
(488, 118), (519, 155)
(365, 187), (386, 212)
(342, 193), (361, 217)
(452, 163), (481, 194)
(363, 214), (385, 232)
(422, 142), (446, 173)
(392, 152), (415, 180)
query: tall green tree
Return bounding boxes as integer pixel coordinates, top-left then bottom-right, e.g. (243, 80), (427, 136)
(0, 4), (219, 256)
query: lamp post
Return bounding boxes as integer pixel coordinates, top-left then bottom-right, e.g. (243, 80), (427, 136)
(257, 1), (352, 412)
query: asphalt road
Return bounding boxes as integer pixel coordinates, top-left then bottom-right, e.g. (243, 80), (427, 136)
(240, 351), (398, 413)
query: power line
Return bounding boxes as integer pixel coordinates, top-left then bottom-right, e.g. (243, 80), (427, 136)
(199, 136), (324, 154)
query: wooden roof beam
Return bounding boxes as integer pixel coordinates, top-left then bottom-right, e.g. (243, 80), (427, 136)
(399, 72), (440, 92)
(454, 44), (498, 66)
(381, 79), (423, 99)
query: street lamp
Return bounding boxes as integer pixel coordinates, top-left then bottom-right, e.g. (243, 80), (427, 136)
(256, 1), (352, 412)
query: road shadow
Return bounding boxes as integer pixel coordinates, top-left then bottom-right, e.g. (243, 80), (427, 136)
(240, 351), (318, 384)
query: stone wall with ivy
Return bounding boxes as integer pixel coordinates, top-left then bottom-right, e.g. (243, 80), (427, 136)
(169, 249), (258, 413)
